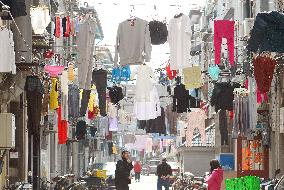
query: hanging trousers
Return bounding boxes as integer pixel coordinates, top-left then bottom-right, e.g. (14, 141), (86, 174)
(25, 76), (44, 137)
(80, 89), (91, 116)
(214, 20), (235, 65)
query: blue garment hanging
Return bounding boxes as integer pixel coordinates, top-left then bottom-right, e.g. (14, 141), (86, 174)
(120, 65), (131, 81)
(111, 65), (131, 83)
(208, 65), (221, 81)
(112, 67), (121, 83)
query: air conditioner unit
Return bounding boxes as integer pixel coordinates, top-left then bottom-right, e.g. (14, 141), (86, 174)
(0, 113), (15, 149)
(243, 18), (255, 37)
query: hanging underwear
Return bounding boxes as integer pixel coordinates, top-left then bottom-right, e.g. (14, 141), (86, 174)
(44, 65), (65, 77)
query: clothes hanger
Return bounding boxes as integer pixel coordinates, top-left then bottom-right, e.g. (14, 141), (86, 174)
(152, 4), (159, 21)
(128, 5), (136, 21)
(174, 5), (183, 18)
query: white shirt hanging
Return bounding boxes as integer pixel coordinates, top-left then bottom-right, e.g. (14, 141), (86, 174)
(0, 28), (16, 74)
(168, 14), (192, 70)
(134, 86), (161, 120)
(132, 64), (156, 102)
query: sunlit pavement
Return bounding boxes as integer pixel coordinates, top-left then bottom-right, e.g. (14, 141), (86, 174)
(129, 175), (172, 190)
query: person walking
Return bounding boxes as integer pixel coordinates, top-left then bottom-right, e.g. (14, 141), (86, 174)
(134, 161), (142, 182)
(115, 150), (133, 190)
(156, 158), (172, 190)
(206, 159), (224, 190)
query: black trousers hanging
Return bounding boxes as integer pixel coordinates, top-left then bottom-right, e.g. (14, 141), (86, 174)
(97, 87), (107, 116)
(80, 89), (91, 116)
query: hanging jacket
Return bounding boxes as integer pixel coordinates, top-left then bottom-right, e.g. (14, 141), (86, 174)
(247, 11), (284, 53)
(206, 168), (224, 190)
(211, 82), (240, 112)
(173, 84), (190, 113)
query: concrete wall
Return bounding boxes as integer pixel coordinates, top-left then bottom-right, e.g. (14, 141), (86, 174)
(179, 147), (216, 176)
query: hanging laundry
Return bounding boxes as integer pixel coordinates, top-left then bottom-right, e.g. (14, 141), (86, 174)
(108, 86), (124, 105)
(80, 89), (91, 116)
(0, 0), (27, 20)
(232, 96), (251, 139)
(247, 11), (284, 53)
(165, 64), (177, 80)
(183, 66), (203, 89)
(88, 106), (99, 120)
(253, 55), (276, 93)
(165, 104), (178, 135)
(186, 108), (207, 146)
(68, 84), (80, 118)
(214, 20), (235, 65)
(92, 69), (108, 116)
(60, 70), (69, 120)
(30, 6), (51, 35)
(54, 16), (61, 38)
(57, 106), (68, 144)
(168, 14), (192, 69)
(134, 86), (161, 120)
(49, 78), (59, 110)
(0, 28), (16, 74)
(44, 51), (54, 59)
(159, 72), (170, 86)
(124, 134), (136, 144)
(120, 65), (131, 81)
(109, 117), (118, 132)
(118, 110), (134, 125)
(62, 16), (71, 37)
(108, 103), (118, 118)
(88, 92), (96, 112)
(148, 20), (168, 45)
(77, 17), (96, 90)
(245, 77), (258, 130)
(44, 65), (65, 77)
(138, 107), (166, 134)
(211, 82), (240, 112)
(24, 76), (44, 136)
(173, 83), (190, 113)
(208, 65), (221, 81)
(68, 63), (75, 81)
(76, 120), (87, 140)
(111, 65), (131, 83)
(132, 64), (155, 102)
(114, 18), (152, 65)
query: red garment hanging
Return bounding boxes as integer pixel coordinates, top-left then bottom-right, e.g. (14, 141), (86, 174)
(64, 16), (71, 37)
(253, 56), (276, 93)
(57, 106), (68, 144)
(54, 16), (61, 38)
(166, 64), (177, 80)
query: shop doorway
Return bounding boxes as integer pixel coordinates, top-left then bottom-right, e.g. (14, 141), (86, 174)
(236, 135), (269, 178)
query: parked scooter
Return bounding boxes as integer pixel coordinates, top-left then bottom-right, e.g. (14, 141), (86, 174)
(53, 174), (75, 190)
(260, 169), (281, 190)
(4, 182), (32, 190)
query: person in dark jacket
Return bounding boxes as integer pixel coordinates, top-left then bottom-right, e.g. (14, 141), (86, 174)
(156, 158), (172, 190)
(115, 150), (133, 190)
